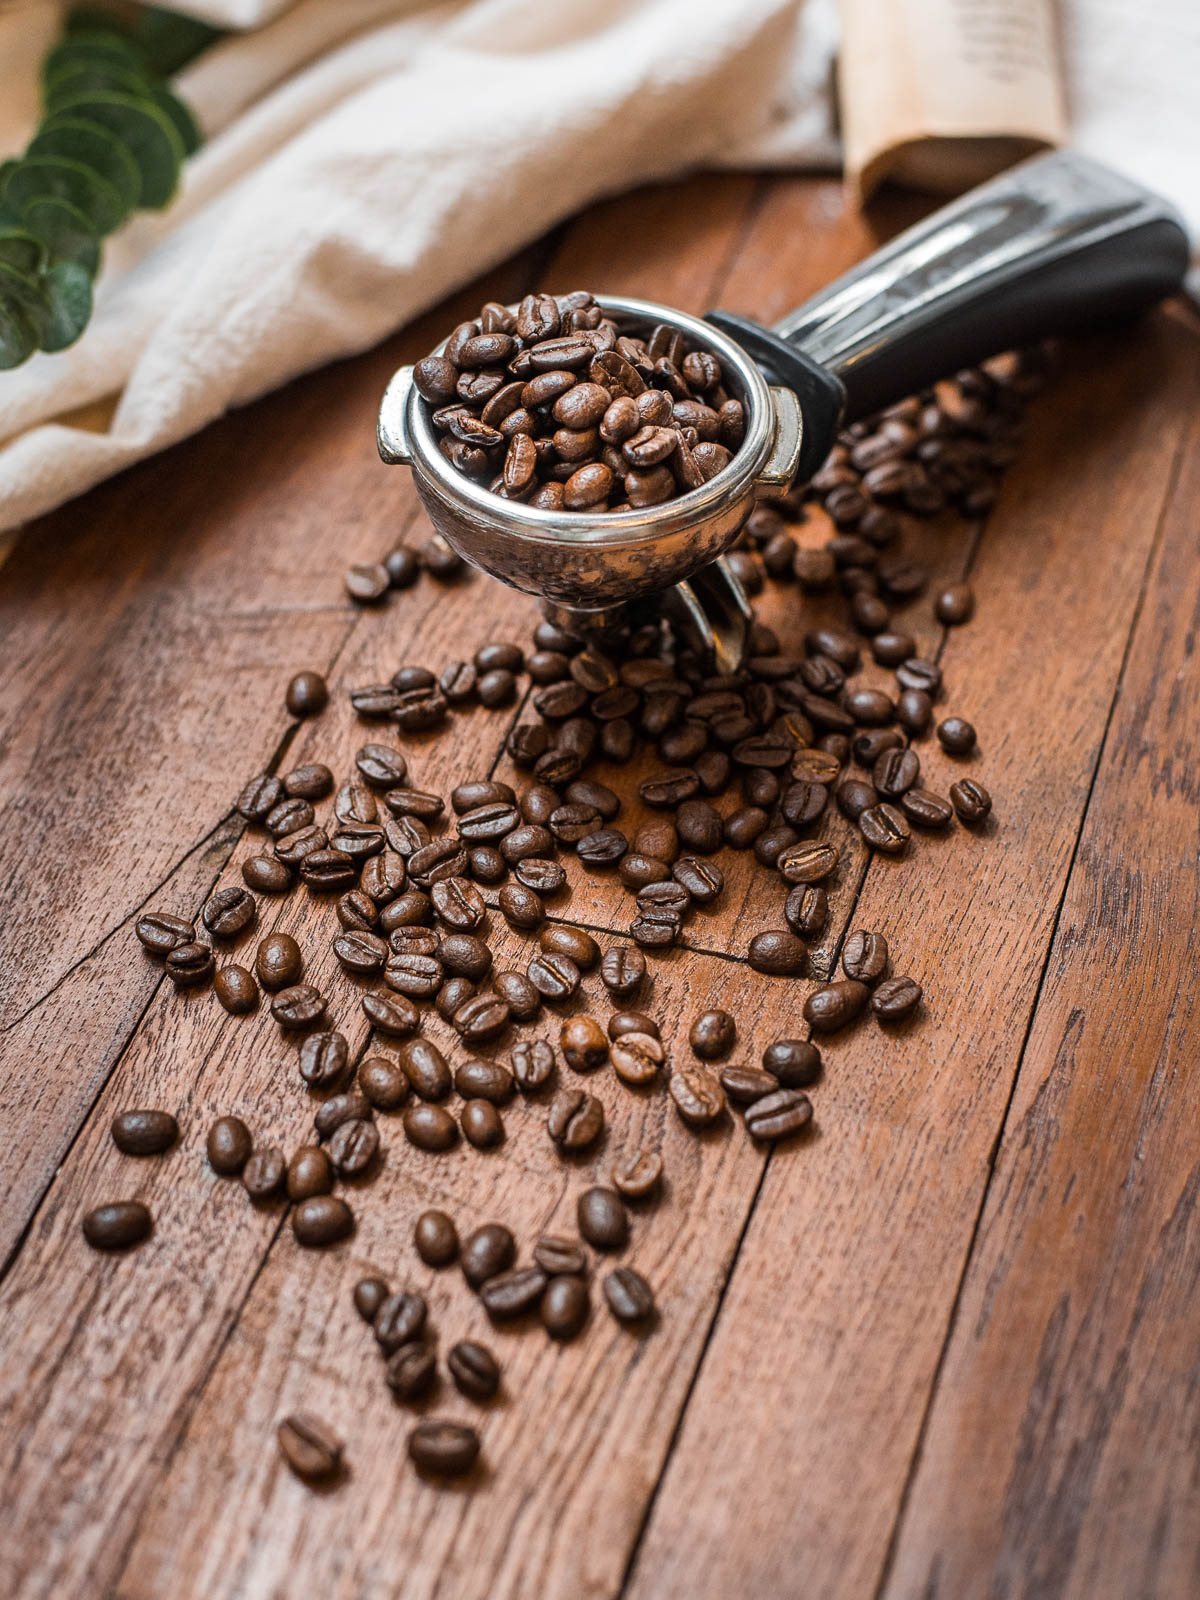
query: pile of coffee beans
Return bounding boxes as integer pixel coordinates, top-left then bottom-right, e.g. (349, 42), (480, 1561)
(411, 290), (744, 512)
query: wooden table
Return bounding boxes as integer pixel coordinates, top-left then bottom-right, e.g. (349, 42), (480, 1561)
(1, 172), (1197, 1600)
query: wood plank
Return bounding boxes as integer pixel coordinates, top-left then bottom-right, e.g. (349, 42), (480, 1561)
(623, 308), (1199, 1599)
(884, 316), (1200, 1600)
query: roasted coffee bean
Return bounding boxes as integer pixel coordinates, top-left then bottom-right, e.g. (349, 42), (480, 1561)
(874, 747), (920, 799)
(638, 768), (700, 810)
(935, 582), (974, 624)
(385, 787), (444, 823)
(439, 933), (492, 982)
(481, 972), (533, 1028)
(286, 670), (327, 718)
(329, 822), (385, 861)
(254, 932), (302, 993)
(242, 855), (293, 894)
(163, 940), (214, 987)
(500, 824), (554, 866)
(110, 1109), (177, 1157)
(398, 1038), (451, 1101)
(448, 1340), (500, 1401)
(804, 979), (870, 1032)
(467, 845), (507, 885)
(354, 1276), (390, 1322)
(745, 1088), (813, 1140)
(283, 763), (334, 801)
(451, 1062), (512, 1109)
(669, 1065), (725, 1127)
(599, 945), (646, 1000)
(408, 1419), (480, 1477)
(461, 1099), (505, 1149)
(527, 951), (581, 1003)
(242, 1147), (286, 1200)
(534, 926), (597, 971)
(298, 1030), (349, 1090)
(718, 1065), (780, 1105)
(776, 841), (839, 886)
(299, 848), (357, 891)
(610, 1031), (665, 1087)
(762, 1038), (822, 1088)
(843, 929), (890, 984)
(784, 883), (828, 939)
(379, 890), (433, 930)
(415, 1209), (459, 1266)
(541, 1275), (590, 1340)
(287, 1144), (334, 1201)
(618, 853), (671, 890)
(675, 799), (723, 854)
(328, 1116), (379, 1176)
(375, 1290), (428, 1353)
(901, 787), (955, 829)
(479, 1265), (547, 1320)
(293, 1194), (354, 1246)
(267, 797), (316, 839)
(747, 930), (807, 976)
(386, 1342), (438, 1401)
(895, 657), (942, 695)
(214, 965), (258, 1015)
(723, 806), (768, 849)
(550, 1018), (606, 1079)
(859, 803), (911, 854)
(576, 827), (629, 867)
(792, 747), (842, 784)
(872, 975), (923, 1021)
(510, 1038), (555, 1093)
(332, 929), (388, 975)
(951, 778), (992, 821)
(547, 1088), (605, 1151)
(453, 991), (511, 1043)
(688, 1009), (736, 1061)
(314, 1091), (371, 1140)
(604, 1267), (655, 1324)
(274, 825), (328, 865)
(340, 890), (381, 931)
(934, 717), (976, 756)
(360, 851), (407, 905)
(356, 744), (408, 790)
(514, 858), (566, 898)
(577, 1186), (628, 1249)
(271, 984), (327, 1029)
(362, 991), (419, 1037)
(852, 728), (902, 769)
(458, 1223), (514, 1290)
(836, 778), (878, 822)
(612, 1147), (663, 1200)
(278, 1413), (344, 1481)
(403, 1103), (458, 1151)
(207, 1115), (252, 1175)
(82, 1200), (152, 1250)
(608, 1010), (660, 1041)
(236, 774), (284, 823)
(897, 688), (933, 734)
(386, 952), (444, 999)
(202, 886), (256, 940)
(533, 1236), (588, 1277)
(457, 802), (520, 844)
(389, 925), (439, 958)
(498, 882), (544, 931)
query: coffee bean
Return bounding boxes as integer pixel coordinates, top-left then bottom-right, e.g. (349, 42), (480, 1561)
(482, 1266), (548, 1319)
(284, 763), (334, 801)
(362, 991), (419, 1037)
(439, 933), (492, 983)
(631, 906), (682, 949)
(199, 887), (255, 941)
(292, 1194), (355, 1249)
(785, 883), (828, 938)
(936, 716), (977, 754)
(214, 964), (258, 1014)
(669, 1066), (725, 1127)
(266, 797), (316, 839)
(576, 827), (629, 867)
(286, 1144), (334, 1201)
(386, 952), (444, 999)
(314, 1091), (371, 1140)
(207, 1115), (252, 1175)
(901, 788), (955, 828)
(871, 631), (916, 667)
(872, 975), (923, 1021)
(453, 991), (511, 1043)
(408, 1419), (480, 1477)
(842, 930), (889, 985)
(242, 1147), (286, 1200)
(676, 799), (722, 854)
(896, 689), (933, 735)
(719, 1065), (780, 1104)
(804, 979), (870, 1032)
(537, 926), (598, 971)
(164, 941), (214, 987)
(541, 1275), (590, 1340)
(278, 1414), (342, 1481)
(935, 582), (974, 624)
(389, 925), (439, 959)
(896, 657), (941, 695)
(242, 856), (293, 894)
(448, 1340), (500, 1400)
(82, 1200), (152, 1250)
(328, 1117), (380, 1177)
(461, 1099), (505, 1149)
(462, 1223), (516, 1288)
(777, 841), (840, 886)
(375, 1290), (428, 1353)
(492, 968), (540, 1023)
(533, 1236), (588, 1276)
(398, 1038), (451, 1101)
(111, 1108), (178, 1157)
(859, 803), (911, 854)
(235, 774), (283, 823)
(547, 1088), (604, 1151)
(723, 807), (768, 849)
(274, 825), (328, 866)
(332, 929), (388, 975)
(744, 1088), (813, 1140)
(560, 1016), (608, 1071)
(415, 1209), (459, 1266)
(612, 1147), (663, 1200)
(577, 1186), (628, 1250)
(527, 951), (581, 1002)
(255, 932), (301, 992)
(286, 670), (327, 718)
(271, 984), (327, 1029)
(689, 1009), (736, 1060)
(515, 857), (567, 895)
(853, 728), (901, 768)
(610, 1031), (665, 1087)
(762, 1039), (822, 1087)
(748, 930), (806, 976)
(511, 1038), (556, 1092)
(386, 1342), (438, 1401)
(619, 852), (671, 889)
(354, 1276), (390, 1321)
(402, 1103), (458, 1152)
(378, 890), (432, 931)
(604, 1267), (655, 1324)
(950, 778), (991, 821)
(596, 948), (644, 1004)
(836, 778), (877, 822)
(453, 1060), (514, 1105)
(874, 747), (920, 798)
(608, 1010), (659, 1041)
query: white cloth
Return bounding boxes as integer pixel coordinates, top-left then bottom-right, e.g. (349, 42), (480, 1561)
(0, 0), (1195, 537)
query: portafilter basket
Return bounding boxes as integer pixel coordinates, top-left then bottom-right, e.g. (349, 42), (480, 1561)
(379, 152), (1188, 670)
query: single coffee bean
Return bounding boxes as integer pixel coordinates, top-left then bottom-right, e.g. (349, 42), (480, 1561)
(763, 1038), (823, 1088)
(375, 1290), (428, 1354)
(511, 1038), (556, 1092)
(454, 1060), (514, 1105)
(560, 1016), (609, 1072)
(836, 778), (878, 822)
(610, 1031), (665, 1087)
(600, 945), (646, 999)
(82, 1200), (152, 1250)
(389, 926), (439, 959)
(207, 1115), (252, 1175)
(255, 932), (301, 992)
(482, 1266), (548, 1319)
(539, 925), (600, 970)
(490, 968), (539, 1024)
(286, 670), (327, 718)
(612, 1147), (663, 1201)
(274, 825), (329, 867)
(950, 778), (992, 822)
(547, 1088), (604, 1152)
(604, 1266), (655, 1324)
(314, 1091), (371, 1141)
(235, 774), (283, 822)
(266, 797), (316, 839)
(165, 941), (214, 987)
(541, 1275), (590, 1340)
(745, 1087), (814, 1141)
(331, 929), (388, 976)
(286, 1144), (334, 1201)
(937, 716), (977, 754)
(354, 1056), (406, 1112)
(859, 803), (911, 854)
(400, 1101), (456, 1151)
(111, 1109), (178, 1157)
(872, 975), (923, 1021)
(284, 763), (334, 801)
(527, 951), (581, 1003)
(398, 1038), (451, 1101)
(242, 855), (293, 894)
(353, 1276), (389, 1321)
(901, 788), (955, 829)
(214, 964), (258, 1014)
(328, 1117), (380, 1177)
(748, 930), (807, 976)
(723, 807), (768, 850)
(515, 857), (567, 895)
(608, 1010), (659, 1042)
(361, 852), (407, 905)
(439, 932), (492, 982)
(386, 952), (444, 999)
(719, 1065), (780, 1104)
(277, 1414), (343, 1481)
(533, 1235), (588, 1276)
(853, 728), (902, 768)
(201, 886), (256, 940)
(896, 657), (941, 695)
(689, 1009), (736, 1060)
(631, 906), (682, 949)
(448, 1340), (500, 1400)
(362, 991), (419, 1037)
(461, 1099), (505, 1149)
(897, 689), (933, 734)
(843, 929), (890, 985)
(804, 979), (871, 1032)
(272, 984), (327, 1029)
(669, 1066), (725, 1128)
(408, 1419), (480, 1477)
(462, 1223), (516, 1288)
(785, 883), (829, 938)
(386, 1342), (438, 1401)
(431, 876), (487, 932)
(777, 841), (840, 886)
(356, 743), (408, 788)
(671, 856), (724, 906)
(292, 1194), (354, 1246)
(453, 991), (511, 1043)
(496, 883), (543, 932)
(935, 582), (974, 624)
(577, 1186), (628, 1250)
(874, 747), (921, 798)
(242, 1147), (286, 1200)
(791, 747), (842, 784)
(415, 1209), (459, 1266)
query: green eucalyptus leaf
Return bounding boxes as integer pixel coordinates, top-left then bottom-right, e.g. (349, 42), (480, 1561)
(0, 299), (38, 369)
(4, 153), (127, 236)
(31, 114), (142, 211)
(0, 229), (47, 275)
(43, 35), (146, 84)
(138, 8), (224, 76)
(43, 90), (184, 209)
(44, 60), (151, 113)
(38, 259), (94, 352)
(149, 84), (201, 157)
(0, 260), (53, 336)
(21, 196), (101, 275)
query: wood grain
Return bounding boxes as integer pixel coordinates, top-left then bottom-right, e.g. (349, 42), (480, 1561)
(623, 310), (1199, 1600)
(884, 316), (1200, 1600)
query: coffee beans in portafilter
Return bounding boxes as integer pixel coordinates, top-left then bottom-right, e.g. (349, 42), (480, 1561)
(413, 292), (744, 513)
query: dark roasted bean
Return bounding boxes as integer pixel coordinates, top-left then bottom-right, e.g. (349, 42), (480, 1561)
(235, 774), (283, 823)
(950, 778), (992, 821)
(408, 1419), (480, 1476)
(533, 1236), (588, 1276)
(375, 1290), (428, 1353)
(287, 1144), (334, 1201)
(747, 931), (806, 976)
(859, 803), (911, 854)
(402, 1103), (458, 1151)
(804, 979), (870, 1032)
(293, 1194), (354, 1246)
(669, 1065), (725, 1127)
(214, 965), (258, 1014)
(744, 1088), (813, 1140)
(242, 1147), (286, 1200)
(332, 929), (388, 975)
(762, 1038), (822, 1087)
(461, 1099), (505, 1148)
(527, 951), (581, 1002)
(362, 991), (419, 1037)
(356, 1055), (407, 1110)
(560, 1015), (609, 1072)
(843, 930), (890, 985)
(601, 946), (645, 998)
(541, 1275), (590, 1339)
(547, 1088), (604, 1151)
(164, 941), (214, 987)
(286, 670), (327, 718)
(448, 1340), (500, 1400)
(837, 778), (877, 822)
(902, 787), (955, 828)
(242, 855), (293, 894)
(718, 1065), (779, 1104)
(328, 1117), (379, 1176)
(612, 1147), (663, 1200)
(785, 883), (828, 938)
(689, 1009), (736, 1060)
(207, 1115), (252, 1175)
(604, 1266), (655, 1324)
(202, 886), (256, 939)
(298, 1030), (349, 1090)
(354, 1276), (390, 1321)
(872, 975), (923, 1021)
(386, 1342), (438, 1400)
(398, 1038), (451, 1101)
(314, 1091), (371, 1140)
(511, 1037), (556, 1092)
(608, 1010), (660, 1041)
(111, 1109), (178, 1157)
(415, 1209), (459, 1266)
(577, 1186), (628, 1249)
